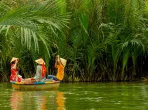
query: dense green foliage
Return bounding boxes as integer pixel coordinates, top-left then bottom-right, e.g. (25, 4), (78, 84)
(0, 0), (148, 82)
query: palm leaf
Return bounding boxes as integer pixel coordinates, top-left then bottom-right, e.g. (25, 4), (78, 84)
(0, 0), (70, 50)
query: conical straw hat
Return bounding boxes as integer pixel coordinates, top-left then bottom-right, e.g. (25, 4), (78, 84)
(10, 57), (19, 63)
(60, 58), (67, 67)
(35, 58), (45, 65)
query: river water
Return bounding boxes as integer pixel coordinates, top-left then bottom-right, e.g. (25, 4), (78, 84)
(0, 82), (148, 110)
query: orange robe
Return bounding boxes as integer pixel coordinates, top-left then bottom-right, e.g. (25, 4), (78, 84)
(56, 63), (64, 80)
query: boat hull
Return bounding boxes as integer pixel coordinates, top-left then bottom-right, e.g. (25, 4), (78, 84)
(11, 82), (60, 91)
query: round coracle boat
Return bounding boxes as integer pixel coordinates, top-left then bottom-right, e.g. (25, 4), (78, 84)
(10, 80), (60, 91)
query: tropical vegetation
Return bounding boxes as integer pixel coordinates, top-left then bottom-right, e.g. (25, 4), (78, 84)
(0, 0), (148, 82)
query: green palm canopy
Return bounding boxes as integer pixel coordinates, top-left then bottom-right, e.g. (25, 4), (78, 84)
(0, 0), (70, 80)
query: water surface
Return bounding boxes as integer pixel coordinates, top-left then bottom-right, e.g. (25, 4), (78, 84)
(0, 82), (148, 110)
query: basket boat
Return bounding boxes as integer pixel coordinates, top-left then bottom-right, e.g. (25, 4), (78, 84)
(10, 81), (60, 91)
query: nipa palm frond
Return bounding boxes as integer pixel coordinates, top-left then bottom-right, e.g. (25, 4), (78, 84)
(0, 0), (70, 50)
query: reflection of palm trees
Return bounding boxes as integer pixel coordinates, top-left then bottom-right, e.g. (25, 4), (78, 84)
(10, 90), (66, 110)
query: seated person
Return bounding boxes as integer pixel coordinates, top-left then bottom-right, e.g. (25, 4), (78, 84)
(48, 55), (67, 81)
(10, 57), (23, 82)
(23, 58), (47, 83)
(34, 58), (47, 81)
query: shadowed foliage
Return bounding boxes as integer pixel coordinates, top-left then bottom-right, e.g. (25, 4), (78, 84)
(0, 0), (148, 82)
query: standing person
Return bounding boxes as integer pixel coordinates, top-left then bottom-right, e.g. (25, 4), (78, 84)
(47, 55), (67, 81)
(10, 57), (23, 82)
(34, 58), (47, 82)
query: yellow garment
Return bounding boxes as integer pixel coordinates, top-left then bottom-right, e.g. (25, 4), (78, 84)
(56, 63), (64, 80)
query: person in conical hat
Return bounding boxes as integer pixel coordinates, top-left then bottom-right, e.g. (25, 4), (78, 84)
(35, 58), (45, 65)
(10, 57), (19, 63)
(59, 58), (67, 67)
(23, 58), (47, 84)
(34, 58), (47, 81)
(10, 57), (23, 82)
(47, 55), (67, 81)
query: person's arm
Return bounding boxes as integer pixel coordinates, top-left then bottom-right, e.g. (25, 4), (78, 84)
(55, 55), (61, 68)
(11, 63), (17, 69)
(55, 60), (58, 68)
(11, 60), (18, 69)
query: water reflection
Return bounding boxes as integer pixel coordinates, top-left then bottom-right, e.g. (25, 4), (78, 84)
(56, 92), (65, 110)
(10, 91), (24, 110)
(10, 90), (66, 110)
